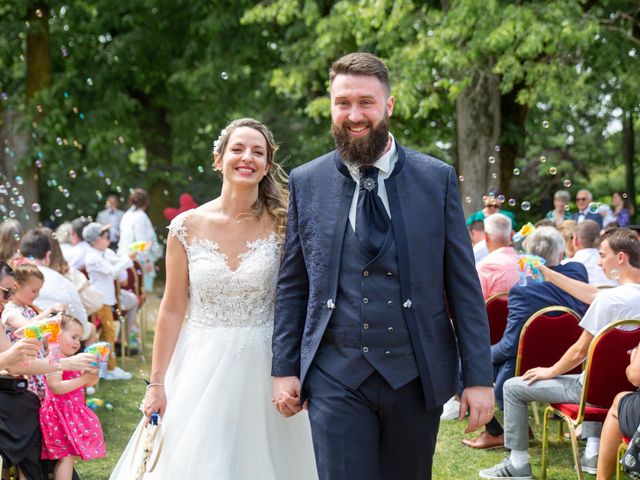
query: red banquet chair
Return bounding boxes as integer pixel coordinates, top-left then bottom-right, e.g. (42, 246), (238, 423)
(515, 306), (583, 377)
(541, 319), (640, 480)
(485, 291), (509, 345)
(515, 306), (583, 426)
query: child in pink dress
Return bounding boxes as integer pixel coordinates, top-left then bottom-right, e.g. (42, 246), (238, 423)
(40, 315), (105, 479)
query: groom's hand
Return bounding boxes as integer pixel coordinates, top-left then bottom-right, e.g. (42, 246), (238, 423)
(272, 376), (303, 417)
(459, 385), (495, 433)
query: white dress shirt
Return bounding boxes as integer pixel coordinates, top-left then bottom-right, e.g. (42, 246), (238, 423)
(65, 241), (92, 271)
(346, 135), (397, 232)
(85, 247), (133, 306)
(566, 248), (618, 286)
(117, 207), (155, 255)
(33, 266), (90, 339)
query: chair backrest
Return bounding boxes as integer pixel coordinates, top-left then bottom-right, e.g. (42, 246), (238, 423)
(133, 260), (144, 296)
(515, 306), (583, 376)
(581, 319), (640, 411)
(486, 291), (509, 345)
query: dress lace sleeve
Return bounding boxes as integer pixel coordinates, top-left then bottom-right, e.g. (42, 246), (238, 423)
(167, 211), (190, 250)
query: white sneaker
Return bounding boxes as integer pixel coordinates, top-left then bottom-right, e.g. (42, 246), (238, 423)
(441, 396), (461, 420)
(104, 366), (132, 381)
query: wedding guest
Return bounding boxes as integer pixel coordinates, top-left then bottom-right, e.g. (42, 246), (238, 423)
(564, 220), (617, 286)
(118, 188), (162, 292)
(19, 229), (92, 340)
(0, 261), (96, 480)
(55, 222), (74, 256)
(0, 219), (23, 263)
(475, 213), (519, 299)
(467, 193), (517, 229)
(65, 217), (91, 270)
(96, 192), (124, 250)
(545, 190), (572, 227)
(558, 220), (577, 260)
(612, 191), (633, 227)
(573, 189), (603, 227)
(84, 223), (133, 381)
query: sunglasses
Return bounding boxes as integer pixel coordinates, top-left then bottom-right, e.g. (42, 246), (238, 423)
(0, 286), (14, 301)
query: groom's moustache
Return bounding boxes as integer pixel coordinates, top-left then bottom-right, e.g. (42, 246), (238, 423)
(331, 116), (389, 167)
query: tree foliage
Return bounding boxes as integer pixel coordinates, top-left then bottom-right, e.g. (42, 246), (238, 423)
(0, 0), (637, 228)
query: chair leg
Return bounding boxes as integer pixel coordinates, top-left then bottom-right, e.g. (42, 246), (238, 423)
(617, 442), (628, 480)
(566, 421), (584, 480)
(532, 401), (541, 425)
(541, 406), (553, 480)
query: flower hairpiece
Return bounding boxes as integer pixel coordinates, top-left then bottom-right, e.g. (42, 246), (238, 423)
(212, 126), (229, 156)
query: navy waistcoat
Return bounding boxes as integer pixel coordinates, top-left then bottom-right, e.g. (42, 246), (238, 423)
(313, 224), (419, 390)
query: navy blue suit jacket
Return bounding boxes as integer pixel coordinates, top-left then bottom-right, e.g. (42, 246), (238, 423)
(571, 211), (603, 228)
(272, 142), (493, 409)
(491, 262), (589, 365)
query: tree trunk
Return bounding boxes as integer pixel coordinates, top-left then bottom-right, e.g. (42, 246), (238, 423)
(456, 70), (501, 217)
(10, 1), (52, 228)
(622, 110), (637, 222)
(500, 87), (528, 201)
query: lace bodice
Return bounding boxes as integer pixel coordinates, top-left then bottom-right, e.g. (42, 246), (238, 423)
(168, 211), (281, 328)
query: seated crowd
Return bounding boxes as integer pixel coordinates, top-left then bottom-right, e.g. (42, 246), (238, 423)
(458, 189), (640, 479)
(0, 214), (145, 478)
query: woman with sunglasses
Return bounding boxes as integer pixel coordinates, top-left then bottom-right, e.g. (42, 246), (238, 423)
(0, 260), (98, 480)
(465, 193), (517, 230)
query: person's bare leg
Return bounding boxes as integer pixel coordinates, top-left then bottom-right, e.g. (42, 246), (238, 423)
(596, 391), (629, 480)
(53, 456), (77, 480)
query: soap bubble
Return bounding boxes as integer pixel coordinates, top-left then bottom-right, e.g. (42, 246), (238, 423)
(197, 165), (204, 173)
(521, 201), (531, 211)
(31, 203), (41, 212)
(465, 196), (471, 203)
(542, 120), (550, 129)
(491, 172), (497, 179)
(458, 175), (464, 182)
(488, 156), (496, 164)
(508, 198), (517, 207)
(563, 179), (572, 188)
(588, 202), (601, 214)
(220, 72), (229, 80)
(513, 168), (520, 176)
(14, 176), (23, 185)
(68, 170), (77, 179)
(498, 195), (505, 202)
(54, 209), (63, 217)
(494, 145), (501, 152)
(549, 167), (557, 175)
(539, 156), (547, 163)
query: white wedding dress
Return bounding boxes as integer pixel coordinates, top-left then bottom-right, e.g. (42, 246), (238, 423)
(110, 211), (317, 480)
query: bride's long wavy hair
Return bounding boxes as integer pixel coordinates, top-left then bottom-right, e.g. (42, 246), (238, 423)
(212, 118), (289, 237)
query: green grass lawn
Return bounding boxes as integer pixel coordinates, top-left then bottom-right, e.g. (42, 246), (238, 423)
(78, 301), (596, 479)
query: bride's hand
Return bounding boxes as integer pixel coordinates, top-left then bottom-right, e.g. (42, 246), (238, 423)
(143, 384), (167, 423)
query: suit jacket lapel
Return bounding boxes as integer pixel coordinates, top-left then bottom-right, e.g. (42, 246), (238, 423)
(326, 153), (355, 301)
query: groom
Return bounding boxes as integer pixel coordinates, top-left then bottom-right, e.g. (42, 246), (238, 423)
(272, 52), (494, 479)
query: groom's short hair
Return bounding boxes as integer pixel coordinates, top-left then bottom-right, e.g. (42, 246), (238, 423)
(329, 52), (390, 96)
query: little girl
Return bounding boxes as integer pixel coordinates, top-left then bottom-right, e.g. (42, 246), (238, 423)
(1, 262), (64, 399)
(40, 314), (105, 479)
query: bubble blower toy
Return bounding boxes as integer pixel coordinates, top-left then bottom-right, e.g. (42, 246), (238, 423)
(84, 342), (110, 378)
(516, 254), (546, 287)
(513, 222), (536, 243)
(130, 241), (152, 253)
(18, 315), (62, 359)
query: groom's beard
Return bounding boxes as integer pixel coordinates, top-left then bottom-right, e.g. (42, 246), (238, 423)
(331, 114), (390, 167)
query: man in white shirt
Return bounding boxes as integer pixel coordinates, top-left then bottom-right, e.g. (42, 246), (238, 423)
(18, 229), (93, 341)
(65, 217), (91, 270)
(96, 193), (124, 250)
(567, 220), (617, 286)
(83, 222), (133, 381)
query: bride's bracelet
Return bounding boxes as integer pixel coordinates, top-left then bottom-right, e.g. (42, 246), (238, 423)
(146, 383), (164, 390)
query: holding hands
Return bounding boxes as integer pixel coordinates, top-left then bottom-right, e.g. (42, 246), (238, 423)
(272, 376), (304, 417)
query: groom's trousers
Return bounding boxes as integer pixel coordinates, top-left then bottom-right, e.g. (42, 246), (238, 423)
(305, 364), (442, 480)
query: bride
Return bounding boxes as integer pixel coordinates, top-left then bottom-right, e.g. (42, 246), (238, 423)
(110, 118), (317, 479)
